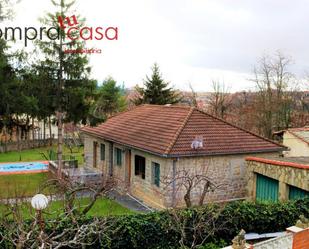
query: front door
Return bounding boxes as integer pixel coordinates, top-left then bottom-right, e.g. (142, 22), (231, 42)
(93, 141), (97, 168)
(125, 149), (132, 187)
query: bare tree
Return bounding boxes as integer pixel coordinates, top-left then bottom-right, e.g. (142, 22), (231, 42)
(166, 205), (226, 249)
(252, 52), (295, 138)
(161, 161), (222, 208)
(208, 80), (231, 119)
(188, 83), (198, 108)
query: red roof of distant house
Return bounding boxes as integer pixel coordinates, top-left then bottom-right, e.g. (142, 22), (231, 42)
(81, 105), (285, 157)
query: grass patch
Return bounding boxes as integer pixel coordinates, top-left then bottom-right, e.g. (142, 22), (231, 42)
(0, 145), (84, 165)
(0, 172), (54, 199)
(0, 197), (133, 219)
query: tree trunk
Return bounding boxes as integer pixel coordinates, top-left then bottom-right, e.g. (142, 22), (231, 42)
(32, 117), (35, 148)
(199, 181), (210, 206)
(43, 118), (46, 145)
(57, 3), (65, 178)
(49, 116), (52, 146)
(25, 115), (29, 141)
(57, 111), (63, 178)
(184, 189), (192, 208)
(3, 124), (7, 152)
(16, 118), (21, 160)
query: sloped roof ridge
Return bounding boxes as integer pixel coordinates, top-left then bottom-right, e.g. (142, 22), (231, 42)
(164, 106), (195, 155)
(194, 108), (286, 149)
(109, 104), (190, 119)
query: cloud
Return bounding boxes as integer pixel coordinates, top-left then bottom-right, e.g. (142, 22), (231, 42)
(5, 0), (309, 92)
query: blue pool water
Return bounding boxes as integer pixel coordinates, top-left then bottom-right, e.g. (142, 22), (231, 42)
(0, 161), (48, 173)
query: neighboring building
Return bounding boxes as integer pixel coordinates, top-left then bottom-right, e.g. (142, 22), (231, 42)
(81, 104), (285, 209)
(0, 117), (58, 143)
(275, 127), (309, 157)
(246, 156), (309, 201)
(34, 118), (58, 140)
(222, 225), (309, 249)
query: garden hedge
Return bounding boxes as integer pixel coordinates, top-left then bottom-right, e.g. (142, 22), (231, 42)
(1, 198), (308, 249)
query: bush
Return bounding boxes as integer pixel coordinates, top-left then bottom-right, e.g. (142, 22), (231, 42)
(217, 198), (308, 241)
(1, 198), (308, 249)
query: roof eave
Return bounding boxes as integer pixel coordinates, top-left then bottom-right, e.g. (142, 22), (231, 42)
(165, 148), (286, 158)
(82, 130), (285, 159)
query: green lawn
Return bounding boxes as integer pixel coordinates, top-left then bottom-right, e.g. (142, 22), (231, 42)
(0, 145), (84, 199)
(0, 197), (133, 219)
(0, 172), (54, 199)
(0, 146), (132, 218)
(0, 145), (84, 165)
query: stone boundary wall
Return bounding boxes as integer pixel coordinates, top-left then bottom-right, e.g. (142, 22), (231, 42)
(0, 139), (55, 153)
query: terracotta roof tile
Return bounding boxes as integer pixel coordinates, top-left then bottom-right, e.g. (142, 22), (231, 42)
(81, 105), (285, 157)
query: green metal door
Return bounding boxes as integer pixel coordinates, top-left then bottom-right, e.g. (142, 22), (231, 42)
(256, 174), (279, 201)
(289, 185), (309, 200)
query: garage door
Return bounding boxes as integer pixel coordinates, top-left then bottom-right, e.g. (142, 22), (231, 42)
(289, 185), (309, 200)
(256, 174), (279, 201)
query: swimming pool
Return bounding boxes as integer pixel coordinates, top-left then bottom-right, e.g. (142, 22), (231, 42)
(0, 161), (49, 175)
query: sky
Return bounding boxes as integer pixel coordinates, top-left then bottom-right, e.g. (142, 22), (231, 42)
(3, 0), (309, 92)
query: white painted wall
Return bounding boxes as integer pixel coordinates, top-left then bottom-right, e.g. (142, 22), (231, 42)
(283, 131), (309, 157)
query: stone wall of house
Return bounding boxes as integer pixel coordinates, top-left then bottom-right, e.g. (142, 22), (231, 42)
(171, 155), (246, 207)
(246, 160), (309, 201)
(83, 134), (280, 209)
(127, 150), (277, 209)
(83, 134), (95, 168)
(83, 134), (126, 187)
(129, 149), (171, 209)
(168, 153), (278, 207)
(83, 134), (169, 208)
(283, 132), (309, 157)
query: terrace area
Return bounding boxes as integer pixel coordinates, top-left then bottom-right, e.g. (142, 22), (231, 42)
(49, 160), (103, 186)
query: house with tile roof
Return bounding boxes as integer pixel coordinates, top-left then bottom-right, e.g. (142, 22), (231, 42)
(81, 104), (285, 209)
(278, 127), (309, 157)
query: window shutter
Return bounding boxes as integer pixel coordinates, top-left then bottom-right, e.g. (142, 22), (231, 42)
(154, 164), (160, 187)
(152, 162), (160, 187)
(100, 144), (105, 161)
(115, 148), (122, 166)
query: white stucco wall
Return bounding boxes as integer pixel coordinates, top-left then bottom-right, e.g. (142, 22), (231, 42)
(283, 131), (309, 157)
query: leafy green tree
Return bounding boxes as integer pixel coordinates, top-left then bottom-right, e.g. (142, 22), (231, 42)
(135, 63), (181, 105)
(18, 60), (55, 143)
(0, 39), (18, 144)
(93, 77), (127, 121)
(0, 45), (37, 154)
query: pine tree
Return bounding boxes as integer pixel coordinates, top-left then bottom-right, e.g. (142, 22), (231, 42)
(36, 0), (95, 176)
(93, 77), (127, 121)
(135, 63), (181, 105)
